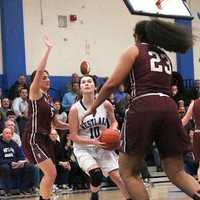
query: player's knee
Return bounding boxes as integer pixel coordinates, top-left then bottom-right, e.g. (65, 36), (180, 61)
(89, 168), (103, 187)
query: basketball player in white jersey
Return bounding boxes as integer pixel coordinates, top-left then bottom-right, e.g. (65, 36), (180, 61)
(68, 75), (131, 200)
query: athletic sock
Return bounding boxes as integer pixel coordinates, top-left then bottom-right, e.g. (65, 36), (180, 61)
(90, 192), (99, 200)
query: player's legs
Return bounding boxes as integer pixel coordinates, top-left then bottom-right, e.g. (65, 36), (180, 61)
(74, 148), (103, 200)
(162, 155), (200, 199)
(192, 132), (200, 182)
(157, 98), (200, 199)
(197, 162), (200, 183)
(109, 169), (131, 200)
(118, 97), (159, 200)
(38, 158), (57, 200)
(119, 152), (149, 200)
(88, 167), (103, 200)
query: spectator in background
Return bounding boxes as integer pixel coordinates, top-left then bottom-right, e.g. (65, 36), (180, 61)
(170, 84), (183, 105)
(8, 74), (28, 101)
(112, 84), (129, 129)
(182, 99), (200, 183)
(0, 128), (35, 195)
(183, 130), (198, 176)
(54, 100), (67, 123)
(5, 119), (21, 147)
(62, 81), (80, 114)
(12, 87), (29, 136)
(0, 97), (11, 121)
(53, 100), (68, 145)
(6, 110), (20, 136)
(178, 99), (185, 108)
(113, 84), (127, 105)
(49, 129), (71, 189)
(71, 73), (80, 84)
(190, 79), (200, 100)
(65, 73), (80, 92)
(178, 105), (186, 119)
(171, 71), (191, 106)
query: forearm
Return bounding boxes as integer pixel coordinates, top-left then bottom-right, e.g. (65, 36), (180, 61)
(54, 121), (69, 130)
(93, 82), (116, 111)
(109, 121), (118, 130)
(52, 117), (69, 130)
(182, 117), (189, 126)
(36, 47), (51, 72)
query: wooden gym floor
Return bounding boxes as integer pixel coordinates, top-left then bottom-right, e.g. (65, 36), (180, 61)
(0, 182), (193, 200)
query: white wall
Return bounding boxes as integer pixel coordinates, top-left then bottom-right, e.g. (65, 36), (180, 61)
(190, 0), (200, 79)
(23, 0), (177, 77)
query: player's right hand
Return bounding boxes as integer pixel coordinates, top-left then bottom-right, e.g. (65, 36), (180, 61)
(43, 34), (53, 49)
(93, 139), (107, 149)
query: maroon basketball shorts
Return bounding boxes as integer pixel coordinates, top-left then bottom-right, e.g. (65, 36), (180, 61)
(120, 95), (190, 158)
(22, 132), (55, 164)
(192, 131), (200, 162)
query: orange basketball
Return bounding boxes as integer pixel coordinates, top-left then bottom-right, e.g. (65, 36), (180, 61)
(80, 60), (90, 75)
(99, 129), (120, 150)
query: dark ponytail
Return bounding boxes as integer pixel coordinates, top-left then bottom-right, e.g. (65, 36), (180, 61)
(134, 19), (193, 53)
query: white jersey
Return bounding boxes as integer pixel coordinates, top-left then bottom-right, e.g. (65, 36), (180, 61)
(73, 100), (108, 149)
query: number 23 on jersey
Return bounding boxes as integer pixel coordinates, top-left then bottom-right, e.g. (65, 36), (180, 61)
(149, 51), (172, 75)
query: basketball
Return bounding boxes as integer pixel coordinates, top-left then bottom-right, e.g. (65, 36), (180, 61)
(80, 60), (90, 75)
(99, 129), (120, 150)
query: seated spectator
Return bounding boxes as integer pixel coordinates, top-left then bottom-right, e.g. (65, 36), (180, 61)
(65, 73), (80, 92)
(53, 100), (68, 145)
(178, 99), (185, 108)
(8, 74), (28, 100)
(71, 73), (80, 86)
(54, 100), (67, 122)
(190, 79), (200, 100)
(62, 81), (80, 114)
(12, 87), (28, 136)
(170, 84), (183, 105)
(49, 129), (71, 189)
(114, 93), (129, 130)
(5, 119), (21, 147)
(183, 130), (198, 176)
(6, 110), (20, 136)
(0, 128), (35, 195)
(49, 129), (88, 191)
(0, 97), (11, 121)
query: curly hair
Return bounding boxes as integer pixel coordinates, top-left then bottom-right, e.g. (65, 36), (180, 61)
(134, 19), (193, 53)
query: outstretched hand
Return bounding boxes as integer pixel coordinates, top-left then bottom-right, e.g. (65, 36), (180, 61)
(43, 34), (53, 49)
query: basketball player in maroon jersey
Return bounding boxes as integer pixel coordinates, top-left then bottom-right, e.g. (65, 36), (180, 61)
(182, 99), (200, 183)
(22, 36), (69, 200)
(83, 19), (200, 200)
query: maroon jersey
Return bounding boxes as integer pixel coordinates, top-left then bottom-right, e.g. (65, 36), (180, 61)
(125, 43), (172, 99)
(25, 93), (56, 135)
(193, 99), (200, 129)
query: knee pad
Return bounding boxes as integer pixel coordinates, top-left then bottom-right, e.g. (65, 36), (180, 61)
(89, 168), (103, 187)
